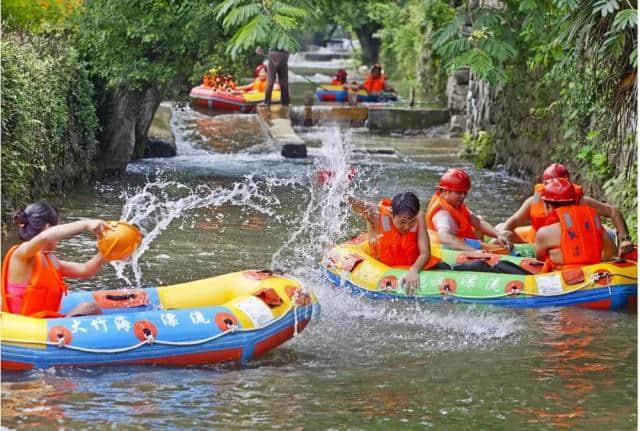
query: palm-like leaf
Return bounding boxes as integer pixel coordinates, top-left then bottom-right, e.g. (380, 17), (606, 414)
(592, 0), (620, 17)
(433, 11), (466, 48)
(215, 0), (309, 56)
(222, 4), (261, 28)
(612, 8), (637, 31)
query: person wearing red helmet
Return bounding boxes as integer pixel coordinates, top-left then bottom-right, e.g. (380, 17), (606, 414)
(496, 162), (632, 256)
(425, 168), (511, 251)
(535, 178), (617, 269)
(349, 192), (441, 292)
(332, 69), (348, 85)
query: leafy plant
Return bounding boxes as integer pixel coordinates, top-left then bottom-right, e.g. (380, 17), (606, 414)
(462, 130), (495, 168)
(433, 5), (518, 84)
(74, 0), (231, 96)
(2, 0), (82, 32)
(370, 0), (454, 101)
(214, 0), (313, 57)
(1, 34), (98, 219)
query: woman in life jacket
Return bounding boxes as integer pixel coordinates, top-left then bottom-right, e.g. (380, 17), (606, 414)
(235, 64), (278, 94)
(534, 178), (617, 270)
(2, 202), (111, 318)
(496, 163), (632, 255)
(349, 192), (440, 293)
(426, 168), (511, 251)
(359, 64), (396, 95)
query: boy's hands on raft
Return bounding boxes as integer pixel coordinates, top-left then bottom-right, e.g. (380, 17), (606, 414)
(401, 268), (420, 295)
(495, 232), (512, 250)
(619, 238), (634, 256)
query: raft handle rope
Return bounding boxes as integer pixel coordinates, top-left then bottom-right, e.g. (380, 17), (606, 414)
(378, 270), (635, 300)
(2, 285), (315, 353)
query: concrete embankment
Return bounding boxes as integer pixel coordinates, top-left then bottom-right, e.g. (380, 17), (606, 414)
(289, 105), (450, 133)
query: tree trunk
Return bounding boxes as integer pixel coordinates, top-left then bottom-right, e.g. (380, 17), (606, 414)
(98, 86), (163, 174)
(133, 87), (162, 160)
(354, 21), (382, 65)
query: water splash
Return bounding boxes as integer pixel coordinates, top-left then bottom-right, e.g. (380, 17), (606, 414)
(111, 173), (289, 287)
(269, 128), (361, 274)
(266, 127), (523, 344)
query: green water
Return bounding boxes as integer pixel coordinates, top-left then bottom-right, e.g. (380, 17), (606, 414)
(1, 104), (636, 431)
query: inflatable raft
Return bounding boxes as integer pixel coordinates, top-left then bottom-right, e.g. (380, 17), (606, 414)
(189, 85), (281, 112)
(2, 270), (318, 370)
(315, 85), (398, 103)
(321, 236), (637, 311)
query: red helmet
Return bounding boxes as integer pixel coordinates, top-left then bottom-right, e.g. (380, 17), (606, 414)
(335, 69), (347, 79)
(542, 163), (570, 181)
(542, 178), (577, 202)
(438, 169), (471, 193)
(255, 64), (267, 76)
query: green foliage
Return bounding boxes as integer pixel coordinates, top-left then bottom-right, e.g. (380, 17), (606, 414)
(462, 130), (495, 168)
(433, 5), (519, 84)
(1, 34), (99, 218)
(2, 0), (81, 32)
(214, 0), (313, 57)
(370, 0), (454, 101)
(432, 0), (636, 236)
(74, 0), (230, 96)
(604, 169), (637, 241)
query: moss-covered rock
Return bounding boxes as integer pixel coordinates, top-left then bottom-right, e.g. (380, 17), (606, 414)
(462, 130), (495, 169)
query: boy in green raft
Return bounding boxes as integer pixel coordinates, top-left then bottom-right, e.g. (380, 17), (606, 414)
(349, 192), (441, 292)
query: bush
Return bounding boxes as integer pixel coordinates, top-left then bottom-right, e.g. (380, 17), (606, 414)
(462, 130), (495, 169)
(1, 33), (98, 219)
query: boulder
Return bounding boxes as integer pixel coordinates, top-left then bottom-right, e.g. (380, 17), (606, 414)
(143, 102), (176, 158)
(281, 143), (307, 158)
(144, 139), (177, 157)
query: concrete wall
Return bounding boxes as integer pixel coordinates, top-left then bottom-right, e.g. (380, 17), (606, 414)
(367, 107), (450, 133)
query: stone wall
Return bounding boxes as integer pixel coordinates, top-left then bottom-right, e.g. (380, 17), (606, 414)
(446, 68), (469, 137)
(466, 72), (565, 181)
(461, 0), (559, 184)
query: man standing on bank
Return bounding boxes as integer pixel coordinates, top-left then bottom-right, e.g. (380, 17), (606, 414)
(256, 47), (289, 106)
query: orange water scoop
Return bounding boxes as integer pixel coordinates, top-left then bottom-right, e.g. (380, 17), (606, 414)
(97, 221), (142, 261)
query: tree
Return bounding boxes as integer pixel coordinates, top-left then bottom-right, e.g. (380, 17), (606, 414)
(313, 0), (388, 65)
(2, 0), (82, 32)
(214, 0), (314, 57)
(73, 0), (235, 173)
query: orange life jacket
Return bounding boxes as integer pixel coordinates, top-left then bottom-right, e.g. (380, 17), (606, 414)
(372, 199), (441, 269)
(425, 192), (477, 240)
(331, 79), (345, 85)
(1, 246), (68, 318)
(528, 182), (584, 242)
(250, 78), (267, 93)
(363, 74), (386, 93)
(543, 205), (603, 269)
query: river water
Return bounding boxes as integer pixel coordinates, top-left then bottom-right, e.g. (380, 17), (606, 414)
(2, 50), (637, 430)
